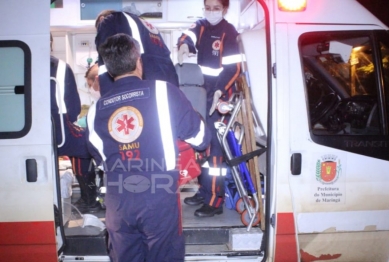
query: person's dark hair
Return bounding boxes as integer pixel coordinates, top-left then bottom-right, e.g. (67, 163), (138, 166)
(95, 9), (116, 29)
(98, 33), (141, 78)
(204, 0), (229, 8)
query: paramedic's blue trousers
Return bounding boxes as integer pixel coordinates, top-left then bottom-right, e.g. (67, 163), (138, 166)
(105, 173), (184, 262)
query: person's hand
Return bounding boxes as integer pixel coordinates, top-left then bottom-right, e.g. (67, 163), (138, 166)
(177, 44), (189, 65)
(209, 90), (222, 116)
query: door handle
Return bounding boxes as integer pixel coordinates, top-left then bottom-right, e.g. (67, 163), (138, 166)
(291, 153), (301, 175)
(26, 159), (37, 182)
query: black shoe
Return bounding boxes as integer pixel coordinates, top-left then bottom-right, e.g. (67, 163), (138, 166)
(86, 200), (101, 213)
(184, 194), (204, 206)
(73, 198), (101, 213)
(73, 198), (87, 209)
(194, 204), (223, 217)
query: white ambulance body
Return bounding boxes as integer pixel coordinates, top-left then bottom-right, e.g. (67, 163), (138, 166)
(0, 0), (389, 261)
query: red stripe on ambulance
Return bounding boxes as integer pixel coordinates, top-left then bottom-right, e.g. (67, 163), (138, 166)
(275, 212), (298, 262)
(0, 221), (57, 262)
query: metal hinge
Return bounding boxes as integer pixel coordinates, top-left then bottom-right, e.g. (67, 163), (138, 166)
(270, 213), (276, 228)
(272, 63), (276, 78)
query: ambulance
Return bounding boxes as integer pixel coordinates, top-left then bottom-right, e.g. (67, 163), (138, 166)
(1, 0), (389, 261)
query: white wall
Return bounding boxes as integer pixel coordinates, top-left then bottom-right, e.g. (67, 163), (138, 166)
(51, 31), (97, 107)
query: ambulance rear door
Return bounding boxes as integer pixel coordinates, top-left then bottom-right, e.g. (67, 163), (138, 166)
(0, 1), (63, 261)
(285, 22), (389, 262)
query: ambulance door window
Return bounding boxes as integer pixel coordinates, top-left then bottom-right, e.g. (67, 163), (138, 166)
(0, 41), (31, 139)
(300, 31), (389, 160)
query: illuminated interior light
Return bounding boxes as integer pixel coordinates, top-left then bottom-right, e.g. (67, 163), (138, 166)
(278, 0), (307, 11)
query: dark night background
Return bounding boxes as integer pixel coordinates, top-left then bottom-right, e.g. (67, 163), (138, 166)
(357, 0), (389, 26)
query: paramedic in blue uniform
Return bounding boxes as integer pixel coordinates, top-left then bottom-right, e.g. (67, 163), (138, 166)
(94, 9), (179, 96)
(176, 0), (241, 217)
(50, 34), (100, 213)
(86, 33), (211, 262)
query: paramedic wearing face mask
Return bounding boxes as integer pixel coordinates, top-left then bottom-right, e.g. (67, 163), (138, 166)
(86, 63), (101, 104)
(77, 63), (100, 128)
(95, 9), (179, 96)
(86, 33), (211, 262)
(177, 0), (241, 217)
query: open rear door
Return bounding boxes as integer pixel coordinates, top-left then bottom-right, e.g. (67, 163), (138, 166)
(0, 1), (63, 261)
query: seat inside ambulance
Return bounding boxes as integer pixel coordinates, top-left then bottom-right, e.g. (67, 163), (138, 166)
(175, 63), (207, 120)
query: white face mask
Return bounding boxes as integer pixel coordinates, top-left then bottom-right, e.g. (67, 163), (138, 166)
(89, 87), (101, 101)
(204, 10), (223, 25)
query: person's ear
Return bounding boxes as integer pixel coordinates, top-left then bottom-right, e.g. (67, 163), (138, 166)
(136, 57), (143, 69)
(222, 7), (227, 16)
(92, 75), (100, 91)
(136, 57), (143, 78)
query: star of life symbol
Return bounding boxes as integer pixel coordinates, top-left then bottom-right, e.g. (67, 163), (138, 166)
(116, 114), (135, 135)
(212, 40), (221, 51)
(109, 106), (143, 143)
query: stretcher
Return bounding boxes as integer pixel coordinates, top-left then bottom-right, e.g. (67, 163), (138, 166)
(215, 91), (263, 231)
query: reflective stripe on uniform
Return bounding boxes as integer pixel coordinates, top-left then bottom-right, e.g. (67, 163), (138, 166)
(55, 59), (67, 114)
(208, 167), (227, 176)
(156, 80), (176, 171)
(123, 12), (145, 54)
(201, 161), (227, 176)
(183, 30), (197, 45)
(222, 54), (242, 65)
(87, 102), (107, 163)
(199, 65), (224, 76)
(184, 121), (206, 147)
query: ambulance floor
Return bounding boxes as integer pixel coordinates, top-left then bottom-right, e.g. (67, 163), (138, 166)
(64, 182), (243, 237)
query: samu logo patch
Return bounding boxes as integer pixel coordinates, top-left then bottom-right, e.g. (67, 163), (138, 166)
(108, 106), (143, 143)
(212, 40), (221, 51)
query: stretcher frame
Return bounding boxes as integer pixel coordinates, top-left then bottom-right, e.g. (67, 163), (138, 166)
(215, 79), (265, 231)
(236, 76), (265, 231)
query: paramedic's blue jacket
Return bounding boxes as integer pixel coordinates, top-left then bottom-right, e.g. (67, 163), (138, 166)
(95, 12), (179, 96)
(177, 18), (241, 97)
(177, 18), (241, 164)
(50, 56), (81, 146)
(86, 76), (211, 189)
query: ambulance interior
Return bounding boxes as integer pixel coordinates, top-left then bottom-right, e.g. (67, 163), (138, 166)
(50, 0), (389, 258)
(53, 0), (268, 257)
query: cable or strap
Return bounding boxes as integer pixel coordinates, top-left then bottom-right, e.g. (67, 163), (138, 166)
(226, 148), (266, 167)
